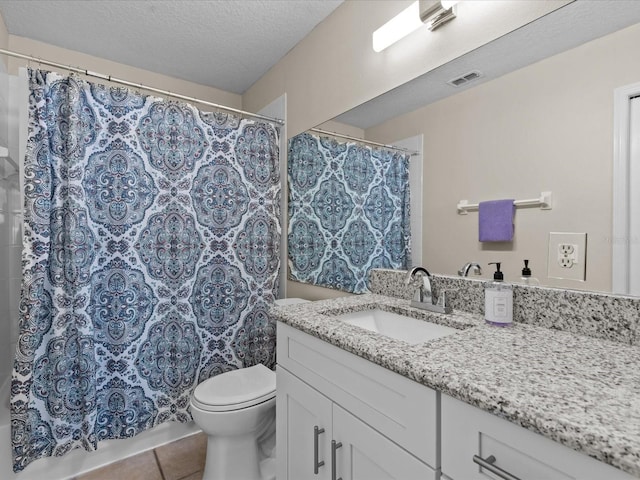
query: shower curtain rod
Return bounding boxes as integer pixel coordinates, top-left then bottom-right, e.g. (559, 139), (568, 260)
(309, 127), (419, 156)
(0, 47), (285, 125)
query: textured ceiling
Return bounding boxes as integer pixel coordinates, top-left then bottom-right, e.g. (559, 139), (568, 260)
(336, 0), (640, 129)
(0, 0), (343, 94)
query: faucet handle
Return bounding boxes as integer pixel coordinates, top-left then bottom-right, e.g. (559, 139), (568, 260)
(458, 262), (482, 277)
(437, 290), (448, 308)
(436, 289), (456, 309)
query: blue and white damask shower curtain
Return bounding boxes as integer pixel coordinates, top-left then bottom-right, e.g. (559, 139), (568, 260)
(11, 69), (281, 472)
(288, 132), (410, 293)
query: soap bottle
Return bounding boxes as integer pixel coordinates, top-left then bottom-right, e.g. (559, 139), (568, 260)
(520, 259), (540, 286)
(484, 262), (513, 327)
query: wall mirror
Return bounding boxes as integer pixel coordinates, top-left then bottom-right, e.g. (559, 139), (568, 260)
(288, 0), (640, 296)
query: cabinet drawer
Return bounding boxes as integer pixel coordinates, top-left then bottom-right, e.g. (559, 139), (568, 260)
(277, 322), (438, 467)
(441, 394), (635, 480)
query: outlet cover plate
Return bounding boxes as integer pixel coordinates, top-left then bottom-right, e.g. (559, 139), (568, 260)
(548, 232), (587, 281)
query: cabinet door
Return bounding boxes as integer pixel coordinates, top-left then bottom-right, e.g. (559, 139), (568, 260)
(277, 366), (333, 480)
(332, 404), (437, 480)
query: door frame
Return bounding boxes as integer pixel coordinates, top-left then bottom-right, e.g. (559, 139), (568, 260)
(612, 82), (640, 294)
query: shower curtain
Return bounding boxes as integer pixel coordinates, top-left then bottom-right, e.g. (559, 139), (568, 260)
(288, 132), (411, 293)
(11, 69), (281, 472)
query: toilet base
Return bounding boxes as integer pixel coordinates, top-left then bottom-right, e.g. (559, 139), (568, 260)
(201, 429), (276, 480)
(202, 434), (260, 480)
(259, 456), (276, 480)
(198, 401), (276, 480)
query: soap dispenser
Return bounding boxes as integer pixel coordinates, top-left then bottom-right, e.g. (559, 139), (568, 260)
(520, 259), (540, 286)
(485, 262), (513, 327)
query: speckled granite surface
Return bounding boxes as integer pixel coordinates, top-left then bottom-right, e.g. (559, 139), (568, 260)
(369, 269), (640, 346)
(272, 293), (640, 477)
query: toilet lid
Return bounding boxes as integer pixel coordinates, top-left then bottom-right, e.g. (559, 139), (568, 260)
(192, 364), (275, 412)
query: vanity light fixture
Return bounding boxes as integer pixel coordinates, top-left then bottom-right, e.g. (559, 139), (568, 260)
(421, 0), (458, 31)
(372, 0), (459, 53)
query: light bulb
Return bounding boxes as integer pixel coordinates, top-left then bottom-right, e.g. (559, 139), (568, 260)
(372, 1), (423, 53)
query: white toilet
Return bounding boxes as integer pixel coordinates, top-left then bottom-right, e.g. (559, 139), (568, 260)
(190, 298), (308, 480)
(190, 363), (276, 480)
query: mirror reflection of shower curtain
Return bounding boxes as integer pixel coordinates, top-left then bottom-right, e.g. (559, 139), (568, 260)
(288, 132), (411, 293)
(11, 69), (281, 472)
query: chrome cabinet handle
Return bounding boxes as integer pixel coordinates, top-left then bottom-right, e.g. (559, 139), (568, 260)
(331, 439), (343, 480)
(313, 426), (325, 474)
(473, 454), (523, 480)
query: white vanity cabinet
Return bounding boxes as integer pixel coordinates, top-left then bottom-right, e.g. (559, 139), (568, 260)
(441, 394), (636, 480)
(276, 322), (439, 480)
(277, 367), (332, 480)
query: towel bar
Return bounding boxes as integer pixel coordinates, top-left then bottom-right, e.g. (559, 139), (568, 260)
(457, 191), (552, 215)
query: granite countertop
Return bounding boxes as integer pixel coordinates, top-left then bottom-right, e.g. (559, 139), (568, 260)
(271, 293), (640, 478)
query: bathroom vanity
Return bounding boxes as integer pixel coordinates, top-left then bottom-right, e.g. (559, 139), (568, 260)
(273, 294), (640, 480)
(277, 321), (438, 479)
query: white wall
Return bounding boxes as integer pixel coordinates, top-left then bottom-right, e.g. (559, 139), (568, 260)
(365, 22), (640, 293)
(6, 36), (242, 108)
(316, 119), (365, 139)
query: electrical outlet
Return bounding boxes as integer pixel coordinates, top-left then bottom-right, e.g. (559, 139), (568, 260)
(558, 243), (578, 268)
(548, 233), (587, 281)
(559, 244), (574, 255)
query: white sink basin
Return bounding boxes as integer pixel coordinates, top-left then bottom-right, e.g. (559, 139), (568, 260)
(336, 308), (458, 345)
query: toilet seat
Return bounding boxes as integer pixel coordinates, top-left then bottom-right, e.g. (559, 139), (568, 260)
(192, 364), (275, 412)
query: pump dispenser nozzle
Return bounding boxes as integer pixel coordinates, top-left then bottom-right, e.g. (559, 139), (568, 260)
(520, 259), (540, 286)
(488, 262), (504, 281)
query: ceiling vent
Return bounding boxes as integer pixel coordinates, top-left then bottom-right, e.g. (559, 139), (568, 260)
(447, 70), (483, 87)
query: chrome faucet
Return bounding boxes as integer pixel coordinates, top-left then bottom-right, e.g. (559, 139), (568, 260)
(405, 266), (432, 303)
(458, 262), (482, 277)
(405, 267), (452, 314)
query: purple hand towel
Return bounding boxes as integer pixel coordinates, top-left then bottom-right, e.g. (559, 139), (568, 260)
(478, 199), (515, 242)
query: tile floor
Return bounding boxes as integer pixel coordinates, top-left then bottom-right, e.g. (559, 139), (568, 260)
(72, 432), (207, 480)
